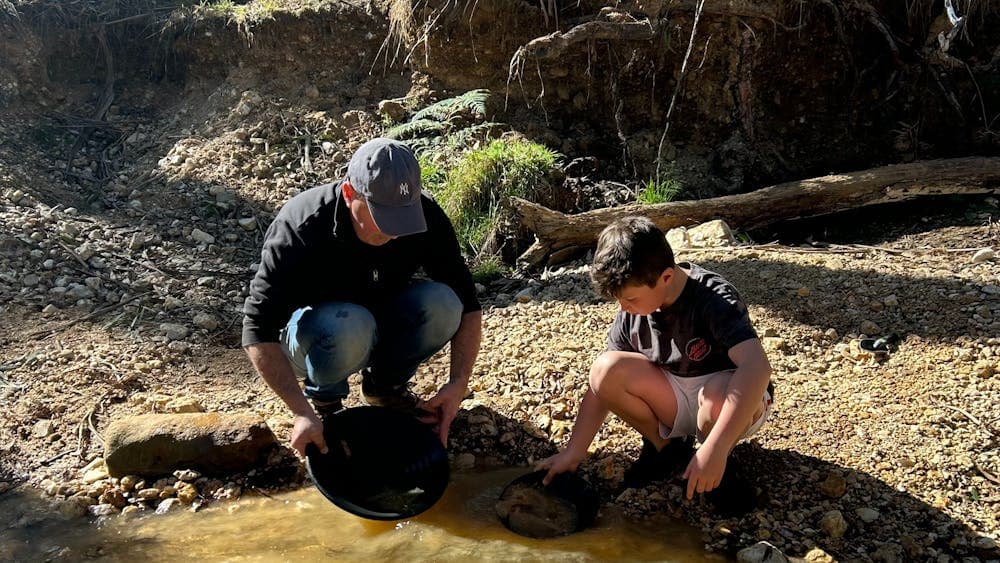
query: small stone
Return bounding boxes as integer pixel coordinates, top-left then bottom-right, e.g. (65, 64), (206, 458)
(804, 548), (834, 563)
(762, 337), (786, 351)
(819, 510), (848, 538)
(137, 488), (161, 500)
(159, 323), (189, 341)
(860, 320), (881, 336)
(23, 274), (40, 286)
(819, 473), (847, 498)
(883, 294), (899, 307)
(191, 229), (215, 244)
(377, 98), (408, 122)
(238, 217), (257, 231)
(971, 536), (996, 550)
(174, 469), (201, 482)
(176, 482), (198, 504)
(737, 541), (789, 563)
(81, 467), (109, 484)
(514, 288), (534, 303)
(42, 304), (59, 314)
(797, 287), (810, 297)
(88, 503), (117, 517)
(164, 397), (204, 413)
(971, 248), (995, 263)
(856, 507), (880, 523)
(155, 498), (183, 514)
(193, 313), (219, 331)
(32, 419), (54, 438)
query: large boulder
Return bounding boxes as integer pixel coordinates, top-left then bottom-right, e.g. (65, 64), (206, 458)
(103, 413), (277, 477)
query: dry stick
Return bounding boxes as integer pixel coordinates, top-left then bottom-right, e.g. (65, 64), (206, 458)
(40, 449), (77, 467)
(655, 0), (706, 182)
(28, 292), (152, 340)
(974, 460), (1000, 487)
(78, 390), (111, 459)
(935, 401), (1000, 438)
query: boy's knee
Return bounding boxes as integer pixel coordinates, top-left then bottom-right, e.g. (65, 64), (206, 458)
(589, 352), (623, 393)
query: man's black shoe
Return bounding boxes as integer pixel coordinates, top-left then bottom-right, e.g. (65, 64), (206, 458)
(361, 383), (434, 419)
(312, 398), (344, 424)
(623, 436), (695, 488)
(705, 470), (757, 516)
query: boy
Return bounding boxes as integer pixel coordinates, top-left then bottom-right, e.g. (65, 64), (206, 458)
(538, 216), (773, 510)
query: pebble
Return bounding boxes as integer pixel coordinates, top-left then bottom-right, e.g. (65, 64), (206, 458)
(155, 498), (183, 514)
(193, 313), (219, 330)
(970, 248), (994, 263)
(736, 541), (788, 563)
(159, 323), (189, 341)
(819, 473), (846, 498)
(819, 510), (847, 538)
(191, 229), (215, 244)
(856, 507), (880, 523)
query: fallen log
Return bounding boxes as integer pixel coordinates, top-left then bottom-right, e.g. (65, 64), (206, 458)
(513, 157), (1000, 268)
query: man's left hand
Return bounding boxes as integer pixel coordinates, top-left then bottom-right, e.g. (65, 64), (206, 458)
(420, 380), (467, 446)
(682, 442), (728, 499)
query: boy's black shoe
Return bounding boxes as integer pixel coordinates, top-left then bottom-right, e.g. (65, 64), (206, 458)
(623, 436), (696, 488)
(705, 469), (757, 517)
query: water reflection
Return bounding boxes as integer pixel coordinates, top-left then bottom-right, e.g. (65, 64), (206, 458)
(1, 469), (721, 562)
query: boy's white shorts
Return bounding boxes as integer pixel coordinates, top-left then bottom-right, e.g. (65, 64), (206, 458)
(658, 369), (774, 443)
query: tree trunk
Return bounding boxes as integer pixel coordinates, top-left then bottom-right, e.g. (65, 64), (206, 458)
(513, 157), (1000, 268)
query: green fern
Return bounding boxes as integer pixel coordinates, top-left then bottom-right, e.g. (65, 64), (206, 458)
(385, 118), (446, 141)
(412, 89), (488, 122)
(446, 122), (504, 149)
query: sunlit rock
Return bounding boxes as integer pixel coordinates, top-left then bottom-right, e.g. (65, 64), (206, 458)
(104, 413), (277, 477)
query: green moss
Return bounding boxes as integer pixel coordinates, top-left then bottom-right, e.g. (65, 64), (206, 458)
(437, 139), (557, 253)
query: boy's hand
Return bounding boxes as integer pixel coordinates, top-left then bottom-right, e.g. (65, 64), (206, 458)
(682, 442), (727, 499)
(536, 449), (586, 485)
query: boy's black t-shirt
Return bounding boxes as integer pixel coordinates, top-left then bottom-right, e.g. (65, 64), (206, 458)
(607, 262), (758, 377)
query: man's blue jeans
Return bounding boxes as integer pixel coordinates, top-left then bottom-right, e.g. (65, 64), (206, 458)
(280, 281), (463, 403)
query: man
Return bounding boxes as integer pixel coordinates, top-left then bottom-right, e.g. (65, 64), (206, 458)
(243, 138), (483, 457)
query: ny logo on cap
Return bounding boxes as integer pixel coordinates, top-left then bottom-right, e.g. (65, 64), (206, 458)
(399, 182), (410, 197)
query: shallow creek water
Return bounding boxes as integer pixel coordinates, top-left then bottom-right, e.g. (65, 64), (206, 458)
(1, 469), (722, 562)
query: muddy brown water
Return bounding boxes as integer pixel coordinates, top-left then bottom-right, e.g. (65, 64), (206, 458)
(1, 469), (722, 562)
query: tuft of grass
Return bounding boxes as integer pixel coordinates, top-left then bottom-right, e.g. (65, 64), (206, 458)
(470, 255), (507, 284)
(637, 173), (682, 205)
(438, 139), (557, 253)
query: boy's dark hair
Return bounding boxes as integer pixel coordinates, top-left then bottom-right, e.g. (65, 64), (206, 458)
(591, 216), (675, 299)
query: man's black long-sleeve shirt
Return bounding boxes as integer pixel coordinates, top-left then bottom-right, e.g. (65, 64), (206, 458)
(242, 182), (481, 347)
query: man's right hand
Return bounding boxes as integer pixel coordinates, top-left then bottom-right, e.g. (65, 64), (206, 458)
(535, 449), (586, 486)
(290, 413), (328, 457)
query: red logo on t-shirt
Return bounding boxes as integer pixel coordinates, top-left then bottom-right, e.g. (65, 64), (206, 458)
(686, 337), (711, 361)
